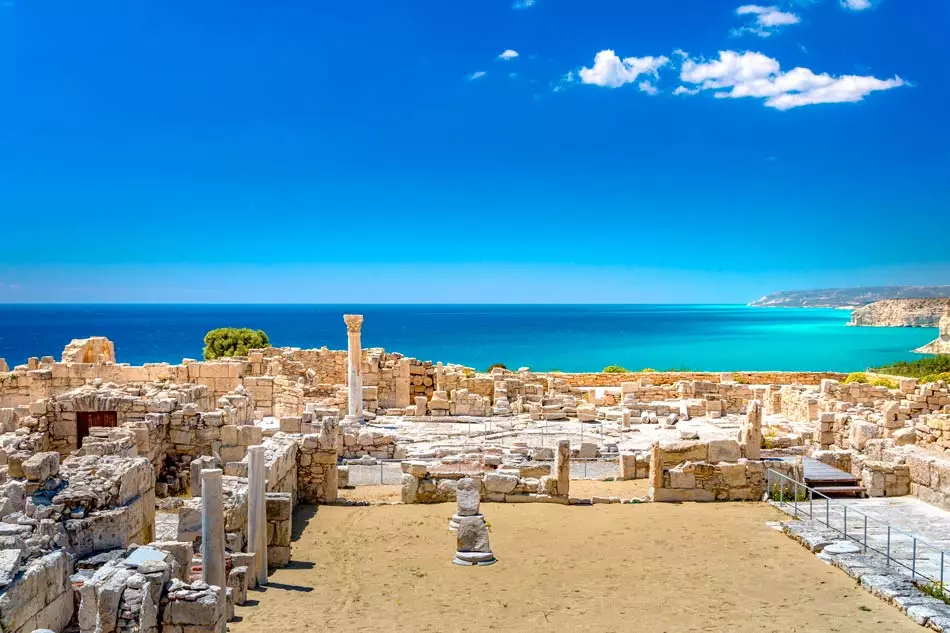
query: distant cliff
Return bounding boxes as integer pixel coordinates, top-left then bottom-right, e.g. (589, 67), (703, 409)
(849, 298), (950, 327)
(915, 312), (950, 354)
(749, 286), (950, 309)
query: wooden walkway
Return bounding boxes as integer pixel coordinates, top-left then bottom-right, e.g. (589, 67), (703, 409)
(789, 457), (865, 497)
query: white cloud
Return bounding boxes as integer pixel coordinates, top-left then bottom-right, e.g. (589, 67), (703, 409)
(578, 50), (669, 88)
(512, 0), (536, 8)
(552, 70), (576, 93)
(673, 86), (700, 96)
(678, 50), (905, 109)
(498, 49), (519, 61)
(638, 81), (659, 95)
(842, 0), (872, 10)
(468, 71), (487, 81)
(733, 5), (801, 37)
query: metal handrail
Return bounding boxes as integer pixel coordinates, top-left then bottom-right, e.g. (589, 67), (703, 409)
(766, 468), (947, 587)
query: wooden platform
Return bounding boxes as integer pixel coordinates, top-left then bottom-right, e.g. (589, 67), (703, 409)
(800, 457), (865, 497)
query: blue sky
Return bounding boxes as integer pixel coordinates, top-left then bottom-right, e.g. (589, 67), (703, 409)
(1, 0), (947, 303)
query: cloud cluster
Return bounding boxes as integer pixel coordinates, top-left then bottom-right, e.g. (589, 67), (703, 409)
(733, 4), (801, 37)
(512, 0), (536, 9)
(498, 49), (519, 61)
(841, 0), (872, 10)
(468, 71), (487, 81)
(578, 50), (669, 88)
(679, 50), (905, 109)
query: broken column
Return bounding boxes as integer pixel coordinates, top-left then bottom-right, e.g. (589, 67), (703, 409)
(555, 439), (570, 497)
(453, 480), (496, 567)
(740, 399), (763, 460)
(201, 469), (226, 593)
(247, 445), (268, 587)
(343, 314), (364, 424)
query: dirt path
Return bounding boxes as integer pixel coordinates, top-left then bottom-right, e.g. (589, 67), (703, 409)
(232, 499), (920, 633)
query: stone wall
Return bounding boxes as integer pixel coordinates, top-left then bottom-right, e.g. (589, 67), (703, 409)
(648, 440), (803, 502)
(559, 371), (847, 388)
(0, 551), (72, 633)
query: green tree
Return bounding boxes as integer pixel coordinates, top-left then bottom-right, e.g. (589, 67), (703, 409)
(203, 328), (270, 360)
(603, 365), (630, 373)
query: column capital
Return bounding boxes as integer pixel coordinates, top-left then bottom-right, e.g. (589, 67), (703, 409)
(343, 314), (364, 333)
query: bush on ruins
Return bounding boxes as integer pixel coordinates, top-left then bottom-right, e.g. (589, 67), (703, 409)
(203, 328), (270, 360)
(603, 365), (630, 373)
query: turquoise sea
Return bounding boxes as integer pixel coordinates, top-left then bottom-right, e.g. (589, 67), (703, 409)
(0, 304), (937, 372)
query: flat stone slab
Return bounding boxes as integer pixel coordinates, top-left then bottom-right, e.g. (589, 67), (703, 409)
(823, 541), (862, 555)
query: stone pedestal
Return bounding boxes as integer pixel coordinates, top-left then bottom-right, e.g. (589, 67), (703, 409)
(200, 468), (227, 633)
(247, 445), (268, 587)
(343, 314), (364, 424)
(453, 515), (496, 567)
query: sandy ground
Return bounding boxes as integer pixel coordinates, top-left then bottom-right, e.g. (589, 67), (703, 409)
(231, 499), (920, 633)
(337, 480), (651, 504)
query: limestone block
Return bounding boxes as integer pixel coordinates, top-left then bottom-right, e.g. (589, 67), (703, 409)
(707, 439), (740, 464)
(719, 462), (747, 487)
(483, 472), (519, 495)
(22, 452), (60, 482)
(849, 421), (879, 451)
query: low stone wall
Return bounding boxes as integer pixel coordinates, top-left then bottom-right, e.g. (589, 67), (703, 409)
(648, 440), (803, 502)
(0, 551), (72, 633)
(903, 449), (950, 510)
(265, 492), (292, 568)
(559, 371), (847, 388)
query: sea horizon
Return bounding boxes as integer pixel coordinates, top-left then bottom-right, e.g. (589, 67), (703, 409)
(0, 303), (936, 373)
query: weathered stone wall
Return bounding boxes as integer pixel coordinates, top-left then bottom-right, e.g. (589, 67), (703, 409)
(647, 440), (803, 502)
(559, 371), (847, 388)
(0, 551), (72, 633)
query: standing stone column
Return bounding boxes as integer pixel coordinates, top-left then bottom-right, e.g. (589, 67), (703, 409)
(247, 446), (268, 587)
(343, 314), (364, 424)
(555, 439), (570, 497)
(741, 400), (763, 460)
(201, 468), (227, 591)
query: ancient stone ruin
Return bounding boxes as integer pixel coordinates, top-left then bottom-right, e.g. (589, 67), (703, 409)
(1, 317), (950, 631)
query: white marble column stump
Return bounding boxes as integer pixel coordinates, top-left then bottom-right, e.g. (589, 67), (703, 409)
(200, 468), (227, 632)
(343, 314), (364, 424)
(247, 445), (268, 587)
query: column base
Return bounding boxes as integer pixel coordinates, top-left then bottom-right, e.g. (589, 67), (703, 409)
(452, 551), (497, 566)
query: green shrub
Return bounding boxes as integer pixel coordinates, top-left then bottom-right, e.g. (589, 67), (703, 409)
(203, 328), (270, 360)
(873, 355), (950, 379)
(870, 377), (898, 389)
(920, 580), (949, 604)
(486, 363), (507, 372)
(641, 367), (657, 373)
(844, 372), (869, 384)
(921, 371), (950, 384)
(603, 365), (630, 373)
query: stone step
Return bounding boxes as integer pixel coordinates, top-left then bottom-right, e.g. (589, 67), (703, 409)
(812, 485), (866, 497)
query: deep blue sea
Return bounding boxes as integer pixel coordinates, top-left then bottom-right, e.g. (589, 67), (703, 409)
(0, 304), (937, 372)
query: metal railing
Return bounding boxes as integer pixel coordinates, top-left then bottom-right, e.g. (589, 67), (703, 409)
(344, 456), (622, 486)
(766, 468), (947, 587)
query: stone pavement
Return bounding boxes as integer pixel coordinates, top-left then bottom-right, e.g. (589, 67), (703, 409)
(773, 496), (950, 584)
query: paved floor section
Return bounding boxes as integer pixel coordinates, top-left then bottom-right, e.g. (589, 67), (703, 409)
(774, 496), (950, 583)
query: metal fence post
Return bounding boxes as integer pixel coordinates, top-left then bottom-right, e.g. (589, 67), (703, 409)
(863, 515), (868, 553)
(780, 480), (784, 505)
(912, 538), (917, 580)
(886, 526), (891, 566)
(794, 481), (798, 516)
(584, 460), (588, 479)
(809, 488), (813, 519)
(380, 461), (384, 485)
(767, 470), (771, 500)
(826, 497), (830, 527)
(941, 551), (944, 590)
(844, 505), (848, 539)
